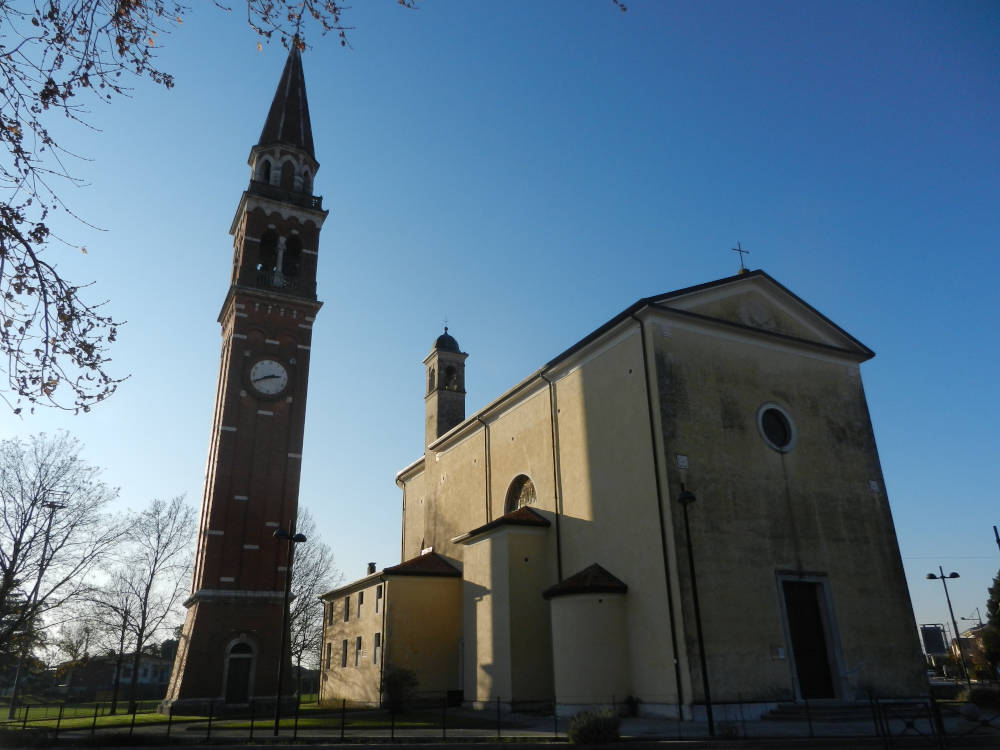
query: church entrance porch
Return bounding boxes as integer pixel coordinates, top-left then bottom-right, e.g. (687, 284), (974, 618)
(780, 578), (842, 700)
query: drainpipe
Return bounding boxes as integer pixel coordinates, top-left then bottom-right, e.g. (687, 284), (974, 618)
(538, 372), (564, 582)
(630, 312), (686, 712)
(379, 575), (388, 707)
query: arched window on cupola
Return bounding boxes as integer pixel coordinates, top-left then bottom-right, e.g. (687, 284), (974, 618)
(504, 474), (537, 514)
(257, 158), (272, 184)
(280, 160), (295, 191)
(301, 170), (312, 195)
(282, 234), (302, 278)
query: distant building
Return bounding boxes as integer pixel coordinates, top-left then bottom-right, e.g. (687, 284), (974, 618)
(58, 654), (173, 700)
(320, 270), (926, 717)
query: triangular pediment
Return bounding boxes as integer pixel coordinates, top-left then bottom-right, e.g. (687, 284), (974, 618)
(649, 271), (872, 358)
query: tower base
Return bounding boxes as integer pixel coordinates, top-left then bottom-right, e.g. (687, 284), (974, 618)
(163, 589), (293, 715)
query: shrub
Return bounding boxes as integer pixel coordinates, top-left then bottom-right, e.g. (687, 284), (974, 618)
(567, 710), (620, 744)
(381, 667), (418, 714)
(968, 686), (1000, 711)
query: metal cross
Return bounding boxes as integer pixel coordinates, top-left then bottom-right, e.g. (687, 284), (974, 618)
(732, 241), (750, 272)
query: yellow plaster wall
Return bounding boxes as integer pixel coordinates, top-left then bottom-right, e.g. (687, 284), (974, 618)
(550, 593), (629, 707)
(385, 576), (463, 696)
(461, 537), (511, 703)
(506, 530), (555, 703)
(553, 328), (682, 704)
(319, 582), (386, 705)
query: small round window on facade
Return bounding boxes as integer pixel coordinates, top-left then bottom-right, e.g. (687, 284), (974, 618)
(757, 403), (796, 452)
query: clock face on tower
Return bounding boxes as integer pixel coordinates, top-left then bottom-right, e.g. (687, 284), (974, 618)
(248, 358), (290, 396)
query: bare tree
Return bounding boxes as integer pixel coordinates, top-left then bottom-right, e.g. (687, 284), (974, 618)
(121, 496), (194, 712)
(0, 432), (120, 653)
(289, 508), (340, 692)
(0, 1), (375, 413)
(89, 569), (139, 714)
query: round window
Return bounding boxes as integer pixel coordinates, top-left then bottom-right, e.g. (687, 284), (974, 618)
(757, 404), (796, 452)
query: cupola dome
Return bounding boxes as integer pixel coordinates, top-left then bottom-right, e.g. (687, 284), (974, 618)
(434, 327), (460, 353)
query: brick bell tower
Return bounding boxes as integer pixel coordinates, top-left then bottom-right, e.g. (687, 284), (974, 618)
(163, 46), (327, 713)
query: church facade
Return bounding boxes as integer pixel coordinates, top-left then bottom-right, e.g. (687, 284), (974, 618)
(320, 270), (924, 717)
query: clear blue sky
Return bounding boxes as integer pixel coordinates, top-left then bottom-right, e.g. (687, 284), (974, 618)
(4, 1), (998, 644)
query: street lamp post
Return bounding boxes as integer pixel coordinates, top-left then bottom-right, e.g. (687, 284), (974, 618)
(677, 487), (714, 737)
(8, 495), (66, 719)
(273, 526), (306, 737)
(926, 567), (972, 689)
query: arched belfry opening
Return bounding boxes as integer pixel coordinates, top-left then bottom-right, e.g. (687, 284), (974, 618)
(258, 230), (279, 274)
(504, 474), (537, 514)
(223, 640), (255, 705)
(282, 234), (302, 278)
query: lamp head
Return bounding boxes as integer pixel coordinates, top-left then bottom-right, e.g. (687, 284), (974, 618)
(926, 573), (936, 580)
(948, 572), (960, 579)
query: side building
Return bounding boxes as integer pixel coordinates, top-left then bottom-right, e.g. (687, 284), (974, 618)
(320, 269), (925, 717)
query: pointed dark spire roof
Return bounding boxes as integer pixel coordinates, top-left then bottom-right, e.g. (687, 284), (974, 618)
(258, 45), (315, 158)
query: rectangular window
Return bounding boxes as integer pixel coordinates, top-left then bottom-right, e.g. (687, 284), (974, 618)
(374, 632), (381, 665)
(375, 584), (383, 613)
(354, 636), (362, 667)
(325, 642), (332, 670)
(344, 595), (350, 621)
(327, 602), (334, 626)
(340, 639), (348, 668)
(358, 590), (364, 617)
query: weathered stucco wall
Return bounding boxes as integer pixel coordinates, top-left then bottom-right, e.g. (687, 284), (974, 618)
(652, 303), (924, 701)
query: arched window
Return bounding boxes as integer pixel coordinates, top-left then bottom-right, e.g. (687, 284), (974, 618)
(257, 159), (272, 184)
(504, 474), (537, 514)
(280, 161), (295, 190)
(301, 170), (312, 194)
(427, 367), (436, 394)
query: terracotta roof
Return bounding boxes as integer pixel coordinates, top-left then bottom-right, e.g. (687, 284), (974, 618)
(383, 551), (461, 578)
(458, 506), (550, 543)
(543, 563), (628, 600)
(258, 46), (315, 158)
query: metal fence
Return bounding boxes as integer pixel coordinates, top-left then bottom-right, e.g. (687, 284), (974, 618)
(0, 691), (997, 745)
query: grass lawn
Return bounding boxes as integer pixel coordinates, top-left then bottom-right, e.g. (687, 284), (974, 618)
(0, 705), (502, 733)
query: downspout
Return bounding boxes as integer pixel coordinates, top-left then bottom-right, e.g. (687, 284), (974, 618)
(379, 575), (387, 707)
(630, 312), (686, 711)
(476, 416), (492, 520)
(538, 372), (564, 582)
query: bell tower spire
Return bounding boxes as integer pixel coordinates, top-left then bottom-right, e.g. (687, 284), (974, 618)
(164, 46), (328, 714)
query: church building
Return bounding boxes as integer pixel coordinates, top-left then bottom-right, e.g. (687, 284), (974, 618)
(320, 269), (925, 717)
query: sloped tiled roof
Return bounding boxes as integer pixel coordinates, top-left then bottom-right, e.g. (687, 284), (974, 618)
(456, 506), (550, 544)
(258, 45), (315, 158)
(543, 563), (628, 600)
(383, 551), (461, 578)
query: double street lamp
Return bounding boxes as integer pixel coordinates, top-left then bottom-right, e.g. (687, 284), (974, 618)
(272, 526), (306, 737)
(677, 486), (714, 737)
(926, 567), (972, 689)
